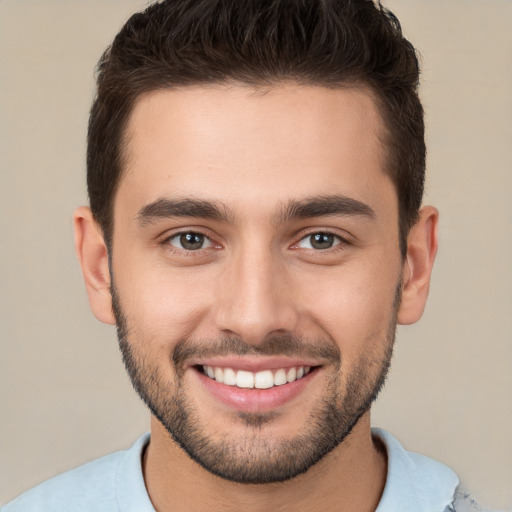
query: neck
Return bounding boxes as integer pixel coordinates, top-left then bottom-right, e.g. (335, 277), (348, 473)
(143, 413), (387, 512)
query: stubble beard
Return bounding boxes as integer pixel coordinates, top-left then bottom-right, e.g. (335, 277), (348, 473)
(111, 283), (398, 484)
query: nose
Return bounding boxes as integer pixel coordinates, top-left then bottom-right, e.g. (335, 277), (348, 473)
(214, 245), (299, 345)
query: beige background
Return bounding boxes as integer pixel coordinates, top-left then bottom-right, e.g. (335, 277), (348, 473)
(1, 0), (511, 509)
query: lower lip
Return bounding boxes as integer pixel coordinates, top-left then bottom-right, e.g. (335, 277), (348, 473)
(193, 367), (319, 413)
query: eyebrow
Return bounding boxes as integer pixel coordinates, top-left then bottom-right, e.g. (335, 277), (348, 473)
(274, 195), (376, 225)
(136, 198), (237, 226)
(136, 194), (375, 227)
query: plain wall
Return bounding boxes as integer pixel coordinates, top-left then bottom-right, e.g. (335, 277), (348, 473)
(0, 0), (511, 509)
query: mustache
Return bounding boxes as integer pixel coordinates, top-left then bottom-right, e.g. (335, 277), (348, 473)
(172, 333), (341, 369)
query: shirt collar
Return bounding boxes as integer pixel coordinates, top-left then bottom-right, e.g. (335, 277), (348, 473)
(373, 428), (459, 512)
(116, 429), (459, 512)
(116, 433), (155, 512)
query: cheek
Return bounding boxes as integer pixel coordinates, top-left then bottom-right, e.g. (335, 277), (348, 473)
(296, 261), (399, 358)
(113, 256), (214, 349)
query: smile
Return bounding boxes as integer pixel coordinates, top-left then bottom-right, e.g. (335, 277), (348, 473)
(192, 359), (322, 412)
(201, 365), (312, 389)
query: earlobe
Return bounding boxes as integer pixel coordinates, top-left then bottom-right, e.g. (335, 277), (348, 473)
(73, 206), (116, 325)
(397, 206), (439, 325)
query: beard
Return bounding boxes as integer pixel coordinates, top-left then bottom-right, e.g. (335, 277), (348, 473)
(111, 282), (398, 485)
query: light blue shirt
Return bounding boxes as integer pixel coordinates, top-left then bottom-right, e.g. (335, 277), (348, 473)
(2, 428), (461, 511)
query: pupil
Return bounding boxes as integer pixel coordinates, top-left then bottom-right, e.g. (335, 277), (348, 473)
(181, 233), (203, 250)
(311, 233), (333, 250)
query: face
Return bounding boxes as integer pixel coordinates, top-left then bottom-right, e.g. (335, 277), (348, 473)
(110, 84), (403, 483)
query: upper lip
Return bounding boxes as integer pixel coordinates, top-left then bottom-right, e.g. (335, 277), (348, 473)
(190, 356), (321, 372)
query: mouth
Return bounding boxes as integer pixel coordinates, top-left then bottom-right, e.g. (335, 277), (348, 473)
(199, 364), (313, 389)
(191, 360), (322, 413)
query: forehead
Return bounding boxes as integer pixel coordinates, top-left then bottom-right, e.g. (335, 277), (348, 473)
(118, 84), (395, 221)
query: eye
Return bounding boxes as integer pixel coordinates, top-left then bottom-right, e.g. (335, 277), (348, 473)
(297, 232), (342, 250)
(168, 232), (213, 251)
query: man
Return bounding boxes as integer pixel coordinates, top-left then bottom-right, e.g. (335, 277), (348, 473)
(2, 1), (486, 511)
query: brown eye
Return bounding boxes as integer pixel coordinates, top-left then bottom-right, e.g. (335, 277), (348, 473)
(169, 232), (212, 251)
(297, 232), (341, 250)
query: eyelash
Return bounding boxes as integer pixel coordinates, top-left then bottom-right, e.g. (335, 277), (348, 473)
(161, 229), (349, 255)
(162, 230), (218, 255)
(293, 231), (347, 251)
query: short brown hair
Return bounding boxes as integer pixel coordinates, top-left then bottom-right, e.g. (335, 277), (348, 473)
(87, 0), (425, 254)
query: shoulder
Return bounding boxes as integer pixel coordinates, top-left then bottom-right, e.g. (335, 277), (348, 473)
(373, 428), (460, 512)
(1, 452), (121, 512)
(1, 434), (151, 512)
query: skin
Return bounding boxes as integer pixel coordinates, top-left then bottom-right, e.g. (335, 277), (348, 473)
(74, 84), (438, 512)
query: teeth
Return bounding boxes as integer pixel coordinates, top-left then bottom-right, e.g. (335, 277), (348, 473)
(203, 365), (313, 389)
(273, 369), (287, 386)
(286, 367), (297, 383)
(236, 370), (254, 389)
(214, 367), (224, 384)
(223, 368), (237, 386)
(254, 370), (274, 389)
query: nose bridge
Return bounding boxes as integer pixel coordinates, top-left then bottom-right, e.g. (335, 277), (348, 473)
(215, 240), (298, 343)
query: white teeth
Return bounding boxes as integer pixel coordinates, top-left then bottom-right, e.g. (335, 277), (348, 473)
(286, 367), (297, 383)
(214, 367), (224, 383)
(223, 368), (237, 386)
(236, 370), (254, 389)
(203, 365), (314, 389)
(273, 369), (287, 386)
(254, 370), (274, 389)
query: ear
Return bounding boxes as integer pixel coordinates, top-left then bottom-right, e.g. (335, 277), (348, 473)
(397, 206), (439, 325)
(73, 206), (116, 325)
